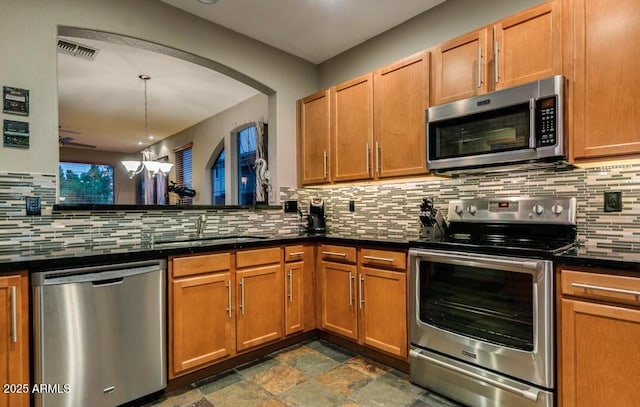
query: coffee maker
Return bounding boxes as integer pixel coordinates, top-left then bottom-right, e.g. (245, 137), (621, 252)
(308, 198), (326, 233)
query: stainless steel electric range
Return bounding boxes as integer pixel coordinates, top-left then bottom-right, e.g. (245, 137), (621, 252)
(409, 196), (577, 407)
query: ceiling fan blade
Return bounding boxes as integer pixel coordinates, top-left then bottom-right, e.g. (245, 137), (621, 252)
(59, 139), (97, 149)
(58, 127), (82, 135)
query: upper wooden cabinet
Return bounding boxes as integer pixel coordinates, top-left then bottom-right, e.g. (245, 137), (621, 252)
(493, 0), (562, 89)
(431, 29), (489, 105)
(298, 90), (331, 185)
(567, 0), (640, 159)
(374, 52), (430, 178)
(432, 0), (562, 104)
(0, 272), (29, 407)
(331, 74), (373, 182)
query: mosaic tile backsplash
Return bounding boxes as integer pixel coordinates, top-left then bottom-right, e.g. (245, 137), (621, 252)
(1, 161), (640, 253)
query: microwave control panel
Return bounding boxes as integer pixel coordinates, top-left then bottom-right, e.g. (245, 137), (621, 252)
(535, 96), (557, 147)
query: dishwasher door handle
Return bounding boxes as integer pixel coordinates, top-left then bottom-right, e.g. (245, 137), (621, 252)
(92, 277), (124, 287)
(35, 261), (164, 286)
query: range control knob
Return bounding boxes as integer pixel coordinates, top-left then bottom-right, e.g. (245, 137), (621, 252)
(551, 204), (563, 215)
(467, 205), (477, 215)
(532, 204), (545, 216)
(454, 205), (464, 215)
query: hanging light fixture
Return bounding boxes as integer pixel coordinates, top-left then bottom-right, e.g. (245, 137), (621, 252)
(122, 74), (173, 179)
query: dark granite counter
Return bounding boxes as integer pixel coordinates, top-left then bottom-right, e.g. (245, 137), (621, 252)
(0, 233), (411, 273)
(555, 244), (640, 273)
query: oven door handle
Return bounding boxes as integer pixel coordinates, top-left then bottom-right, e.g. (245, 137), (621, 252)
(410, 349), (540, 402)
(412, 250), (540, 273)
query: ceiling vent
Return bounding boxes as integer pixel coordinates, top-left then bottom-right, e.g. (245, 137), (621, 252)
(57, 39), (99, 61)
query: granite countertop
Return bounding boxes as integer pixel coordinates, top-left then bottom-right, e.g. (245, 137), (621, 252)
(1, 232), (639, 274)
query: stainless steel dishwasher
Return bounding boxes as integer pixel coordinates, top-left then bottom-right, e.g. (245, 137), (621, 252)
(32, 260), (166, 407)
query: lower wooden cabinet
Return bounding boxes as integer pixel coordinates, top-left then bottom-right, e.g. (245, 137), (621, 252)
(559, 267), (640, 407)
(0, 271), (29, 407)
(236, 263), (283, 352)
(318, 245), (408, 359)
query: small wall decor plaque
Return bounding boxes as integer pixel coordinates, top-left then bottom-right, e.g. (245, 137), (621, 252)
(3, 119), (29, 148)
(3, 86), (29, 116)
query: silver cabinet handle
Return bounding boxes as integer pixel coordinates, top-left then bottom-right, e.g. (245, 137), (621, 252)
(494, 39), (499, 84)
(239, 277), (245, 315)
(375, 142), (381, 174)
(226, 280), (232, 318)
(288, 252), (304, 257)
(11, 286), (17, 343)
(322, 251), (347, 257)
(348, 272), (354, 306)
(365, 143), (370, 175)
(477, 46), (483, 88)
(288, 270), (294, 303)
(410, 350), (539, 402)
(323, 150), (328, 179)
(359, 274), (364, 310)
(362, 255), (395, 263)
(571, 282), (640, 297)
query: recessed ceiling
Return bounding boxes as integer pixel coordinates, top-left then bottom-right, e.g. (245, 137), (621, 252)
(57, 36), (260, 153)
(159, 0), (446, 64)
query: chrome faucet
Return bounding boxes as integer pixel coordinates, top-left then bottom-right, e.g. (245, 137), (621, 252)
(195, 214), (207, 237)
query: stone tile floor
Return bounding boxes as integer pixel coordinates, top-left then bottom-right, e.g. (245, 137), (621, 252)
(149, 339), (462, 407)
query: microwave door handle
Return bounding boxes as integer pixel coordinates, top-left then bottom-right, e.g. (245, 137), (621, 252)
(529, 98), (537, 149)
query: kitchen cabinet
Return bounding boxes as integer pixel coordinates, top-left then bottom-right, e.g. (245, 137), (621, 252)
(169, 253), (234, 378)
(298, 89), (331, 185)
(432, 0), (561, 104)
(358, 249), (408, 359)
(235, 247), (283, 352)
(319, 245), (359, 340)
(493, 0), (562, 89)
(332, 74), (373, 182)
(319, 245), (408, 359)
(374, 52), (430, 178)
(559, 267), (640, 406)
(431, 29), (489, 105)
(567, 0), (640, 159)
(284, 245), (315, 335)
(0, 271), (28, 407)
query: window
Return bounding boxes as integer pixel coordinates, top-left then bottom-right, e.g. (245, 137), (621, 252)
(211, 148), (225, 205)
(174, 143), (193, 204)
(59, 162), (114, 204)
(237, 126), (257, 205)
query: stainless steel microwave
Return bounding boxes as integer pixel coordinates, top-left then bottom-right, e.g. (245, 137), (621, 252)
(426, 75), (565, 172)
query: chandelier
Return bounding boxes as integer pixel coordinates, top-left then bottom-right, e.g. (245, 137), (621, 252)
(121, 75), (173, 178)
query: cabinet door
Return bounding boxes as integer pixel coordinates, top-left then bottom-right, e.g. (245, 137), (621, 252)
(0, 273), (28, 407)
(171, 272), (234, 378)
(359, 267), (407, 358)
(493, 0), (561, 90)
(320, 261), (358, 340)
(236, 265), (283, 351)
(561, 299), (640, 406)
(570, 0), (640, 159)
(284, 261), (304, 335)
(432, 29), (488, 105)
(332, 74), (373, 182)
(374, 52), (429, 178)
(298, 90), (331, 185)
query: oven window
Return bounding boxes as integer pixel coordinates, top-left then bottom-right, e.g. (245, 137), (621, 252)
(429, 102), (530, 160)
(419, 260), (534, 351)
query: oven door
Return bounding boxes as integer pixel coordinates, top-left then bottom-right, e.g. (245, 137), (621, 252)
(409, 248), (554, 389)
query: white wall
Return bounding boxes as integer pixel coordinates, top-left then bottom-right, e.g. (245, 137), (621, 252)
(146, 93), (268, 205)
(0, 0), (318, 202)
(59, 148), (139, 204)
(318, 0), (545, 88)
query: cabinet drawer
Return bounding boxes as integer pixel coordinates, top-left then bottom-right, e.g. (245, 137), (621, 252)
(320, 244), (356, 263)
(561, 269), (640, 306)
(285, 245), (306, 262)
(236, 247), (281, 268)
(172, 253), (231, 278)
(359, 249), (406, 271)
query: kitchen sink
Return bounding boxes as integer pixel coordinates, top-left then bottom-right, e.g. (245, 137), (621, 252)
(153, 235), (269, 248)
